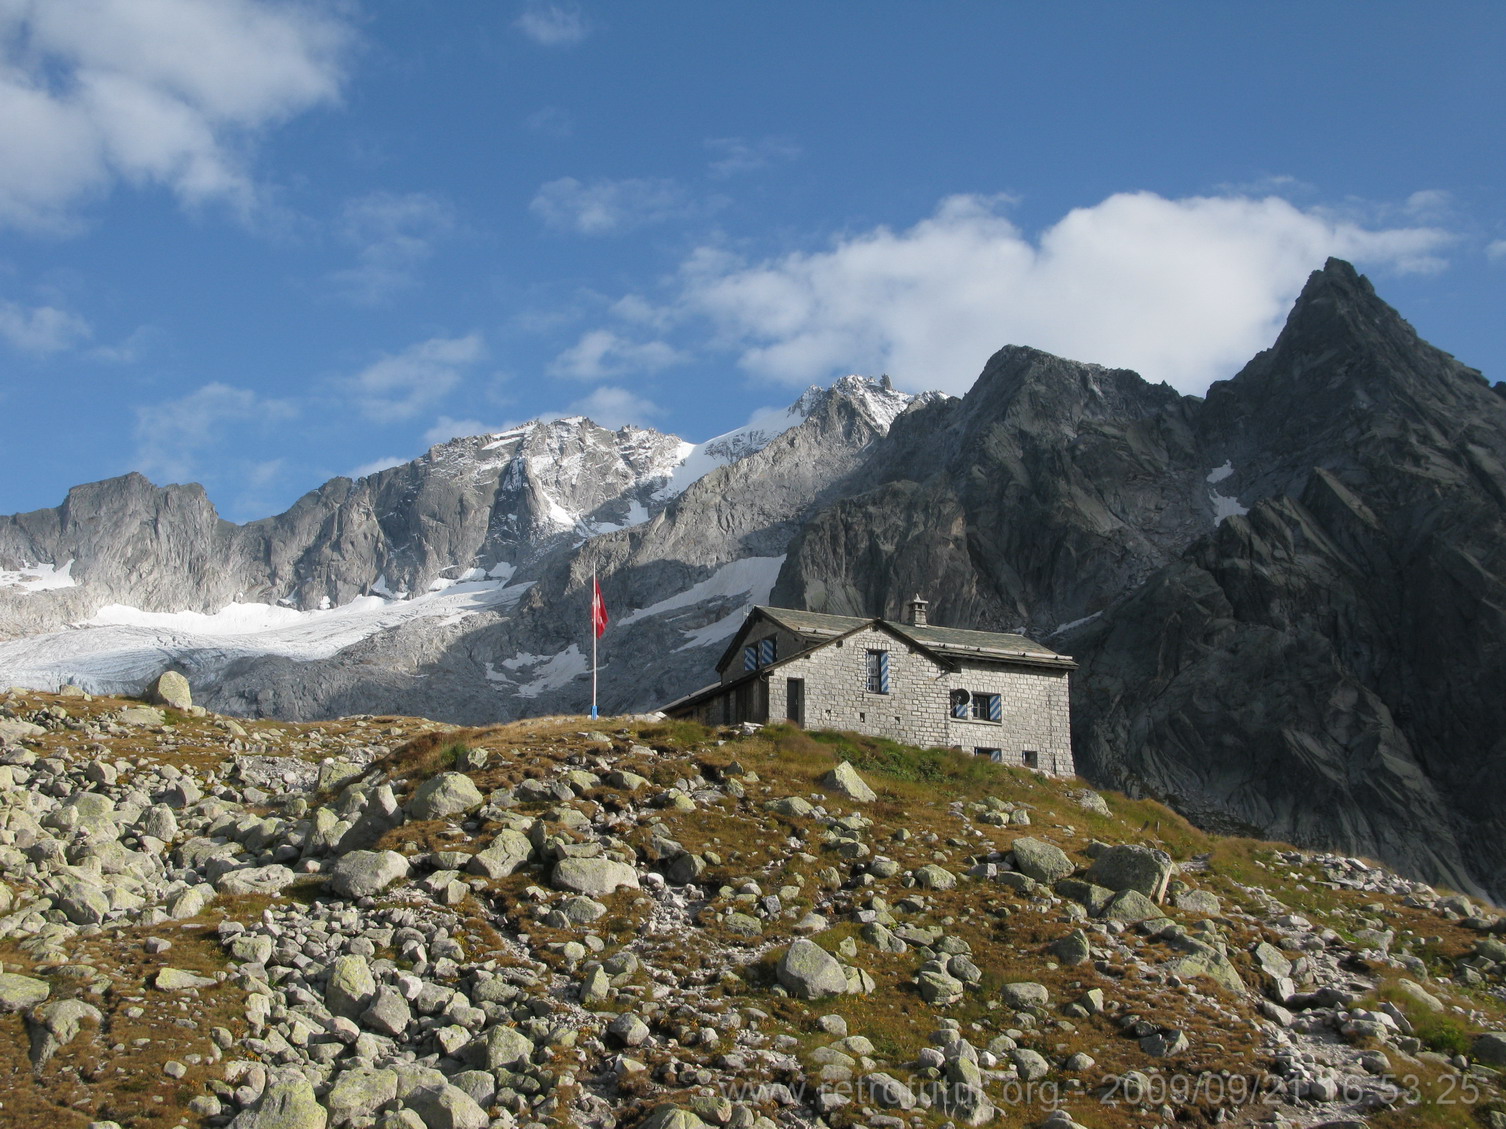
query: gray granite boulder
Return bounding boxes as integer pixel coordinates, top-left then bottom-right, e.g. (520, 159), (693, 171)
(550, 857), (639, 896)
(776, 938), (849, 999)
(1010, 837), (1074, 883)
(407, 772), (483, 821)
(328, 850), (408, 898)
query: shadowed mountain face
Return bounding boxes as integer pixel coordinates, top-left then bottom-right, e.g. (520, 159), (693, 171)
(774, 259), (1506, 900)
(1067, 261), (1506, 901)
(0, 260), (1500, 899)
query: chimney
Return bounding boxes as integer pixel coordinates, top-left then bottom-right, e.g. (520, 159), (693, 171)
(907, 595), (929, 626)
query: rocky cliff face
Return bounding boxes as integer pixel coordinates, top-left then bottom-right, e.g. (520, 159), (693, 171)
(1066, 261), (1506, 901)
(0, 262), (1500, 900)
(775, 260), (1506, 900)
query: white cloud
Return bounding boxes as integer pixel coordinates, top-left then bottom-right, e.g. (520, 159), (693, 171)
(661, 191), (1456, 396)
(132, 381), (296, 483)
(423, 416), (494, 446)
(566, 385), (661, 428)
(1487, 239), (1506, 263)
(344, 333), (486, 423)
(514, 2), (589, 46)
(0, 0), (350, 230)
(88, 323), (157, 363)
(706, 136), (800, 178)
(524, 105), (573, 137)
(549, 328), (686, 380)
(530, 176), (686, 236)
(0, 298), (91, 353)
(349, 455), (406, 479)
(328, 190), (455, 304)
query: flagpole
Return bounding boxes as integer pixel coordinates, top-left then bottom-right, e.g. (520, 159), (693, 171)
(590, 569), (599, 720)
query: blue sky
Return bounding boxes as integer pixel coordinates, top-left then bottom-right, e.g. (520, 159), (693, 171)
(1, 1), (1502, 521)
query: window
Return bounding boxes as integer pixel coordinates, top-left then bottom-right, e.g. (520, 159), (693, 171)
(1022, 750), (1040, 769)
(743, 637), (777, 670)
(975, 747), (1002, 760)
(971, 692), (1002, 722)
(950, 690), (970, 719)
(865, 649), (890, 694)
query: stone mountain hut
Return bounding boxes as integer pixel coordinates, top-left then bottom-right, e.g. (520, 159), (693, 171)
(664, 598), (1076, 775)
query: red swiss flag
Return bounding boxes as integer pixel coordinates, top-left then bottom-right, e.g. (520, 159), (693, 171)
(591, 578), (609, 638)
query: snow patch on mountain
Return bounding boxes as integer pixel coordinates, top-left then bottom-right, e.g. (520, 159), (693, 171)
(621, 556), (785, 629)
(0, 560), (74, 592)
(655, 376), (912, 500)
(1207, 461), (1249, 523)
(0, 578), (530, 696)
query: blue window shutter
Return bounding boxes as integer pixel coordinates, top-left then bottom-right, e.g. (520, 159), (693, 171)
(879, 651), (890, 694)
(744, 645), (757, 671)
(759, 638), (776, 666)
(987, 693), (1002, 722)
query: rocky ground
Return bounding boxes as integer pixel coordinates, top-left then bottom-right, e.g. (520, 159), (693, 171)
(0, 681), (1503, 1129)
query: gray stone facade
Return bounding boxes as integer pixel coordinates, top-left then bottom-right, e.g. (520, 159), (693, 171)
(665, 606), (1075, 776)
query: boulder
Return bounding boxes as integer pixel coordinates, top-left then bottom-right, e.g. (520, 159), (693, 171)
(465, 829), (532, 878)
(0, 972), (50, 1011)
(1472, 1032), (1506, 1066)
(154, 967), (215, 990)
(482, 1024), (535, 1069)
(1049, 929), (1092, 965)
(1000, 981), (1050, 1010)
(326, 1067), (399, 1128)
(1084, 844), (1176, 902)
(228, 1073), (327, 1129)
(27, 998), (102, 1066)
(403, 1084), (487, 1129)
(551, 857), (639, 896)
(912, 864), (957, 891)
(1174, 889), (1221, 916)
(326, 955), (377, 1020)
(862, 1073), (918, 1110)
(1102, 889), (1166, 923)
(56, 878), (112, 925)
(1009, 1047), (1050, 1082)
(217, 864), (296, 897)
(116, 706), (166, 727)
(150, 670), (193, 710)
(637, 1107), (713, 1129)
(607, 1012), (650, 1047)
(328, 850), (408, 898)
(361, 986), (412, 1037)
(821, 761), (877, 803)
(1010, 837), (1074, 884)
(407, 773), (484, 821)
(0, 718), (44, 743)
(776, 938), (849, 999)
